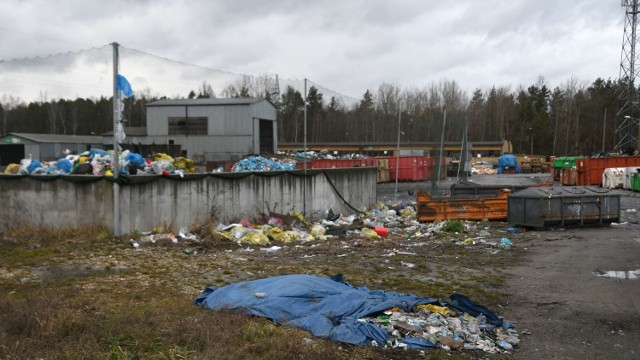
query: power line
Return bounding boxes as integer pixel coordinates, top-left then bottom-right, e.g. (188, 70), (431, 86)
(0, 44), (110, 65)
(0, 42), (360, 104)
(120, 46), (249, 78)
(120, 45), (359, 103)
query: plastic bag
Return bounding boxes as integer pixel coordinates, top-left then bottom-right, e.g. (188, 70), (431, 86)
(310, 224), (326, 237)
(238, 233), (270, 245)
(361, 227), (380, 239)
(56, 158), (72, 173)
(4, 163), (21, 174)
(125, 152), (146, 168)
(265, 227), (293, 243)
(154, 153), (174, 162)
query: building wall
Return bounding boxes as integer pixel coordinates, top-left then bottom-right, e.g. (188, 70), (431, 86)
(0, 168), (377, 234)
(145, 100), (277, 161)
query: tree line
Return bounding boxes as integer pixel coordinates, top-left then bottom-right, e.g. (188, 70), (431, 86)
(0, 76), (630, 156)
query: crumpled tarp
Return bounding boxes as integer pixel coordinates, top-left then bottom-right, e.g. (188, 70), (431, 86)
(497, 154), (520, 174)
(194, 274), (438, 348)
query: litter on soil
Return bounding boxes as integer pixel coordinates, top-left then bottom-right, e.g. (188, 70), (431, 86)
(194, 274), (520, 353)
(123, 200), (523, 354)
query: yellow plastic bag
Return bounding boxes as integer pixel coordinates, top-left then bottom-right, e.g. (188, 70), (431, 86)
(361, 227), (380, 239)
(285, 230), (302, 242)
(238, 233), (270, 245)
(3, 163), (21, 174)
(416, 304), (451, 316)
(400, 207), (417, 218)
(310, 224), (326, 237)
(173, 157), (196, 173)
(154, 153), (174, 162)
(293, 211), (308, 226)
(265, 227), (293, 243)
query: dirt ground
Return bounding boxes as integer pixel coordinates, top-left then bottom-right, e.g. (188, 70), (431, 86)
(1, 173), (639, 359)
(382, 175), (640, 359)
(502, 194), (640, 360)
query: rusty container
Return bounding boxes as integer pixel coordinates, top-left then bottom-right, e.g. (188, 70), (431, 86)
(416, 190), (510, 222)
(507, 186), (620, 228)
(560, 168), (577, 186)
(576, 156), (640, 186)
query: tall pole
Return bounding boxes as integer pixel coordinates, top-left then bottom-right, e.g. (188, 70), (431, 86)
(457, 117), (468, 181)
(530, 130), (533, 155)
(112, 42), (121, 237)
(437, 109), (447, 187)
(303, 78), (307, 216)
(395, 106), (401, 199)
(602, 107), (607, 153)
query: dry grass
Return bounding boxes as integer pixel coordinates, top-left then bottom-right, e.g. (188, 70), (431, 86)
(0, 224), (517, 359)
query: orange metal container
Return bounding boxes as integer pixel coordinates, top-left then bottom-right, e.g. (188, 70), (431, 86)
(560, 168), (577, 186)
(416, 190), (511, 222)
(576, 156), (640, 186)
(311, 159), (376, 169)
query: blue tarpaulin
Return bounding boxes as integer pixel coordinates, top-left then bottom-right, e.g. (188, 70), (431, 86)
(195, 274), (441, 348)
(497, 154), (520, 174)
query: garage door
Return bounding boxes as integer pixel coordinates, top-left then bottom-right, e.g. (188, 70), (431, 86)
(0, 144), (25, 166)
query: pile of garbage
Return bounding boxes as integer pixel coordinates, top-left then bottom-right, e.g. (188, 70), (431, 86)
(232, 156), (296, 172)
(127, 200), (520, 254)
(3, 150), (197, 176)
(361, 301), (520, 352)
(195, 273), (521, 353)
(277, 150), (369, 160)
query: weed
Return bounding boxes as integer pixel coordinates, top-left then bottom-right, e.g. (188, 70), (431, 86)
(442, 220), (465, 233)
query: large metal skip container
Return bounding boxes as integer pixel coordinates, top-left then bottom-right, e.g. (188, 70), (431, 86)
(417, 190), (511, 222)
(507, 186), (620, 228)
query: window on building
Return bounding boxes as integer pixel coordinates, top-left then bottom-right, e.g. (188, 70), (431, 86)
(168, 117), (208, 135)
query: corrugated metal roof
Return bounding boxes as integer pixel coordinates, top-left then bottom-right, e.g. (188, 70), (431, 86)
(101, 127), (148, 136)
(147, 98), (266, 107)
(2, 133), (103, 144)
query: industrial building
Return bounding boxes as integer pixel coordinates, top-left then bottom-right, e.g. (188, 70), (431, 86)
(140, 97), (278, 162)
(0, 133), (102, 166)
(0, 97), (278, 166)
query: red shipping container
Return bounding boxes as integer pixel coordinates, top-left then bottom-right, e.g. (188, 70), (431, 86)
(576, 156), (640, 186)
(386, 156), (435, 182)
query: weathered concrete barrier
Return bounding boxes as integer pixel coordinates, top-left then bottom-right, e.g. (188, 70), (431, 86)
(0, 168), (377, 234)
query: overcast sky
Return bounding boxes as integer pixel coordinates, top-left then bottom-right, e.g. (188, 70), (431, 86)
(0, 0), (625, 105)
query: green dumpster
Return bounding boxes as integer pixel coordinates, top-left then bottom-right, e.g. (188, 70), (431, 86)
(552, 156), (580, 169)
(632, 171), (640, 192)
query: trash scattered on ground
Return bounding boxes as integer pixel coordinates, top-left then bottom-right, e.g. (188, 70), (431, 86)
(125, 200), (520, 258)
(195, 274), (520, 353)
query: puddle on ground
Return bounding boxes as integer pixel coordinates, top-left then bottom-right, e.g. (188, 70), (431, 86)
(594, 269), (640, 280)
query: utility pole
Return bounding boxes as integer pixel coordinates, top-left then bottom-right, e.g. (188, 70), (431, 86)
(112, 42), (121, 237)
(602, 107), (607, 153)
(395, 105), (401, 199)
(303, 78), (307, 216)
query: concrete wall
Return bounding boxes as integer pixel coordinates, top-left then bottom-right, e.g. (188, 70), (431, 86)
(0, 168), (377, 234)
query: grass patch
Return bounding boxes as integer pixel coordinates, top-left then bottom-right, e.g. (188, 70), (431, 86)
(441, 220), (465, 233)
(0, 222), (522, 359)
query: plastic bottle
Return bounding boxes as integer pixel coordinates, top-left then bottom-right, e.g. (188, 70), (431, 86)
(499, 340), (513, 351)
